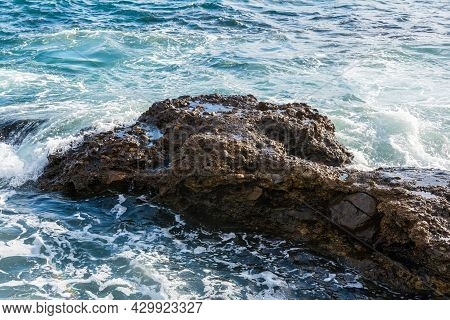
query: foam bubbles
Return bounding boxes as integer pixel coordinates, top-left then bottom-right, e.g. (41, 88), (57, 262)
(0, 239), (35, 258)
(0, 143), (24, 181)
(111, 195), (127, 219)
(240, 271), (288, 289)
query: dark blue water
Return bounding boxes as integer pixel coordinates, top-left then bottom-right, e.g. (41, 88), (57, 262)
(1, 0), (448, 299)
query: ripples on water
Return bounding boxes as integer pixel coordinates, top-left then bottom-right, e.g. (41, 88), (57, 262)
(0, 0), (449, 299)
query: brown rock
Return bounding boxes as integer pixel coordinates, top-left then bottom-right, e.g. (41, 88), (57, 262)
(247, 187), (263, 201)
(330, 199), (373, 231)
(36, 94), (450, 297)
(345, 193), (377, 217)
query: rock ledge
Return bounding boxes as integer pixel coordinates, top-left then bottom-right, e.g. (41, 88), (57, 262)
(37, 94), (449, 297)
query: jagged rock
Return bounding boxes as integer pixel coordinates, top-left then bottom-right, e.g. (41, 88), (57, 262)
(37, 94), (450, 297)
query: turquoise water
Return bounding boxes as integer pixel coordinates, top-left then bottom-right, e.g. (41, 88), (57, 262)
(0, 0), (449, 299)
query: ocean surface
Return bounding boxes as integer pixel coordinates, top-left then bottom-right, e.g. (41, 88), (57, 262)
(0, 0), (449, 299)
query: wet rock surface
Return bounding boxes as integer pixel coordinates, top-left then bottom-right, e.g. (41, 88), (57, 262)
(0, 119), (45, 144)
(37, 94), (449, 297)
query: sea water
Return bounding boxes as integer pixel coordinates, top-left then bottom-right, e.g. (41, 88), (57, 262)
(0, 0), (449, 299)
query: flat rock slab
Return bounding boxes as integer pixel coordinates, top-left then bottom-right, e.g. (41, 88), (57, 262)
(330, 193), (377, 230)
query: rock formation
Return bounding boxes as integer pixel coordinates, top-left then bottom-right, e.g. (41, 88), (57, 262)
(37, 94), (449, 297)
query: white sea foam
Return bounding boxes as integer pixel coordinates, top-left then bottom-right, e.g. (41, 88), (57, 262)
(193, 246), (207, 254)
(0, 202), (391, 299)
(323, 273), (337, 282)
(345, 281), (364, 289)
(0, 69), (65, 91)
(220, 232), (236, 242)
(379, 109), (449, 169)
(0, 97), (142, 187)
(111, 195), (127, 219)
(0, 190), (15, 209)
(202, 275), (239, 299)
(0, 239), (35, 258)
(131, 254), (184, 300)
(0, 143), (25, 180)
(240, 271), (288, 289)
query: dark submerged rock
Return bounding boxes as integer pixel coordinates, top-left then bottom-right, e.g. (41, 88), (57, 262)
(0, 119), (45, 144)
(37, 94), (449, 297)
